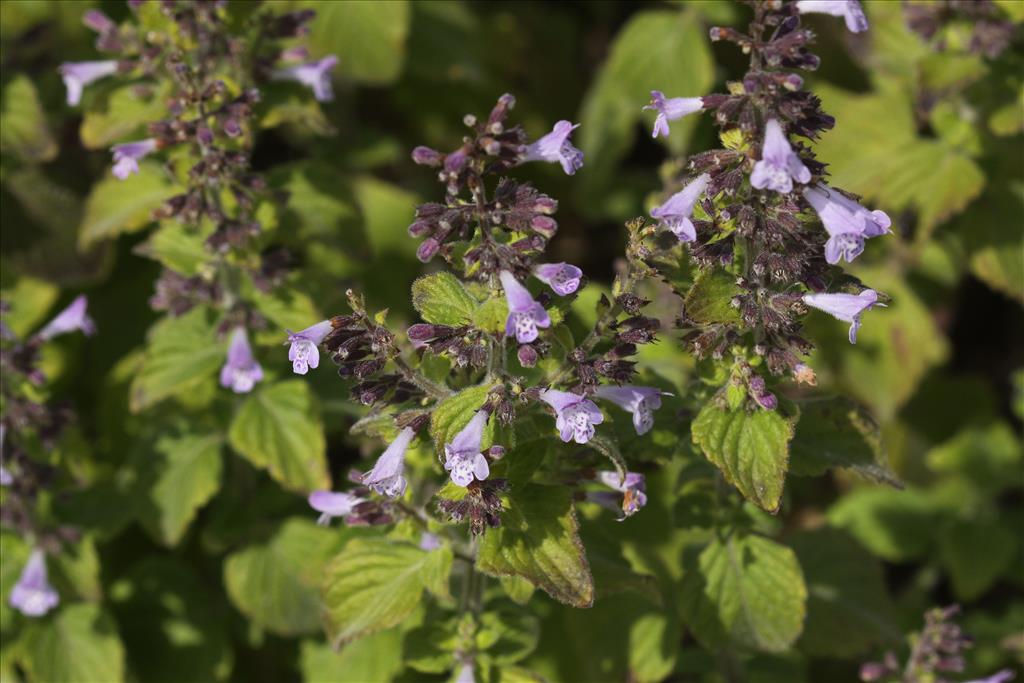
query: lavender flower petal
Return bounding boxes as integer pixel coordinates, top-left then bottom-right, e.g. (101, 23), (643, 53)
(804, 183), (890, 264)
(751, 119), (810, 194)
(272, 55), (339, 102)
(595, 470), (648, 519)
(539, 389), (603, 444)
(795, 0), (869, 33)
(642, 91), (703, 138)
(220, 327), (263, 393)
(363, 427), (415, 498)
(9, 549), (59, 617)
(57, 60), (118, 106)
(594, 385), (666, 435)
(285, 319), (333, 375)
(523, 120), (584, 175)
(533, 262), (583, 296)
(500, 271), (550, 344)
(650, 174), (711, 242)
(111, 138), (158, 180)
(37, 295), (96, 341)
(443, 410), (492, 487)
(803, 289), (884, 344)
(308, 490), (363, 526)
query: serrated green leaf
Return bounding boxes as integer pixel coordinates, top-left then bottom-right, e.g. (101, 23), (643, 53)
(130, 307), (226, 413)
(789, 397), (899, 485)
(228, 380), (329, 493)
(306, 1), (411, 85)
(926, 422), (1022, 492)
(80, 162), (180, 250)
(0, 76), (56, 162)
(134, 222), (209, 276)
(80, 83), (170, 149)
(472, 297), (508, 334)
(790, 529), (899, 657)
(691, 404), (793, 513)
(412, 271), (478, 326)
(0, 277), (59, 338)
(683, 269), (742, 325)
(827, 486), (940, 562)
(300, 630), (404, 683)
(429, 383), (496, 456)
(477, 484), (594, 608)
(477, 610), (540, 667)
(323, 538), (452, 646)
(135, 432), (223, 546)
(18, 603), (126, 683)
(680, 533), (806, 653)
(939, 518), (1016, 601)
(224, 518), (344, 636)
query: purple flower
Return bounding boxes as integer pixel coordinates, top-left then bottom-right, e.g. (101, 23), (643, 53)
(803, 289), (885, 344)
(533, 262), (583, 296)
(308, 490), (364, 526)
(363, 427), (415, 498)
(419, 532), (442, 551)
(37, 295), (96, 341)
(220, 328), (263, 394)
(538, 389), (603, 445)
(443, 410), (491, 487)
(57, 60), (118, 106)
(500, 271), (550, 344)
(750, 119), (810, 194)
(593, 470), (648, 520)
(82, 9), (116, 34)
(642, 91), (703, 138)
(455, 662), (476, 683)
(804, 184), (890, 264)
(0, 466), (11, 487)
(272, 55), (338, 102)
(795, 0), (868, 33)
(650, 173), (711, 242)
(965, 671), (1016, 683)
(523, 120), (584, 175)
(285, 319), (333, 375)
(594, 385), (665, 435)
(9, 549), (59, 617)
(111, 138), (158, 180)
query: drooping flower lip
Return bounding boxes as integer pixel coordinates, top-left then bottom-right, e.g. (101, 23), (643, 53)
(362, 427), (416, 498)
(443, 410), (491, 487)
(272, 55), (339, 102)
(642, 90), (703, 138)
(533, 262), (583, 296)
(539, 389), (604, 444)
(795, 0), (869, 33)
(285, 319), (334, 375)
(500, 271), (550, 344)
(522, 120), (584, 175)
(593, 385), (667, 435)
(650, 174), (711, 242)
(308, 490), (363, 525)
(9, 549), (59, 617)
(57, 60), (118, 106)
(750, 119), (810, 194)
(803, 289), (885, 344)
(37, 295), (96, 341)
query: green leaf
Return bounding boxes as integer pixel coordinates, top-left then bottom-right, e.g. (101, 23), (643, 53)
(307, 1), (411, 85)
(134, 222), (209, 277)
(79, 162), (180, 250)
(111, 557), (233, 683)
(472, 297), (508, 335)
(680, 533), (806, 653)
(228, 380), (330, 494)
(789, 397), (899, 485)
(813, 80), (985, 241)
(322, 538), (452, 646)
(428, 383), (495, 456)
(224, 518), (345, 636)
(827, 486), (940, 562)
(135, 432), (223, 546)
(0, 76), (56, 162)
(18, 603), (126, 683)
(477, 610), (540, 667)
(926, 422), (1022, 492)
(0, 277), (59, 338)
(300, 630), (404, 683)
(412, 271), (478, 326)
(939, 518), (1016, 601)
(477, 484), (594, 608)
(578, 8), (713, 217)
(691, 404), (794, 513)
(80, 83), (171, 149)
(683, 269), (742, 325)
(790, 529), (899, 657)
(246, 283), (322, 333)
(129, 307), (225, 412)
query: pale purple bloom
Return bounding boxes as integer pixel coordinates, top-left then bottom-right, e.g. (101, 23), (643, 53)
(750, 119), (810, 194)
(523, 120), (584, 175)
(37, 295), (96, 341)
(594, 385), (666, 435)
(592, 470), (648, 520)
(82, 9), (116, 34)
(795, 0), (868, 33)
(285, 319), (333, 375)
(363, 427), (415, 498)
(220, 328), (263, 394)
(500, 271), (550, 344)
(539, 389), (603, 445)
(419, 532), (442, 551)
(111, 138), (158, 180)
(443, 410), (491, 487)
(57, 60), (118, 106)
(804, 184), (891, 264)
(533, 262), (583, 296)
(9, 549), (59, 617)
(643, 91), (703, 138)
(308, 490), (364, 526)
(0, 466), (11, 487)
(803, 289), (884, 344)
(650, 173), (711, 242)
(965, 671), (1015, 683)
(455, 662), (476, 683)
(272, 55), (338, 102)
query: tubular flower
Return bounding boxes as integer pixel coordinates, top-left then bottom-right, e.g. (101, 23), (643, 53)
(308, 491), (364, 526)
(750, 119), (810, 194)
(592, 470), (648, 520)
(9, 549), (59, 617)
(271, 55), (338, 102)
(594, 385), (666, 435)
(795, 0), (869, 33)
(111, 138), (158, 180)
(533, 262), (583, 296)
(803, 183), (890, 264)
(650, 174), (711, 242)
(522, 120), (584, 175)
(539, 389), (603, 445)
(500, 271), (550, 344)
(643, 90), (703, 138)
(37, 295), (96, 341)
(443, 410), (491, 487)
(363, 427), (416, 498)
(285, 319), (333, 375)
(220, 328), (263, 393)
(803, 289), (885, 344)
(57, 60), (118, 106)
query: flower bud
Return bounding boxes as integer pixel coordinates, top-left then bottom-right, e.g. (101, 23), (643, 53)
(517, 344), (538, 368)
(83, 9), (115, 33)
(407, 220), (432, 237)
(411, 146), (443, 167)
(533, 196), (558, 214)
(407, 324), (438, 342)
(530, 215), (558, 238)
(416, 238), (440, 263)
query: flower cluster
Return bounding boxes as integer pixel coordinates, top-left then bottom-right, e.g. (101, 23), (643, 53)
(642, 0), (889, 410)
(1, 296), (98, 618)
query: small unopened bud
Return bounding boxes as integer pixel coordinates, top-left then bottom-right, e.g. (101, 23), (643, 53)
(783, 73), (804, 91)
(407, 220), (432, 237)
(754, 392), (777, 411)
(407, 324), (438, 342)
(462, 114), (477, 127)
(416, 238), (440, 263)
(487, 445), (505, 460)
(223, 118), (242, 138)
(709, 26), (723, 41)
(533, 196), (558, 214)
(444, 149), (467, 174)
(517, 344), (538, 368)
(197, 126), (214, 145)
(530, 215), (557, 238)
(411, 145), (443, 167)
(83, 9), (115, 33)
